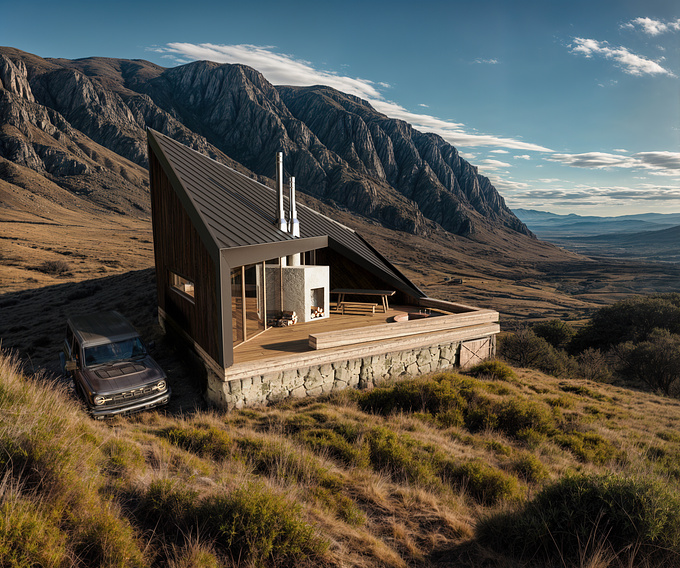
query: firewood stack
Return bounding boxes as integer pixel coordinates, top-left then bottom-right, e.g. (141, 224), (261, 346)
(310, 306), (324, 319)
(279, 311), (297, 326)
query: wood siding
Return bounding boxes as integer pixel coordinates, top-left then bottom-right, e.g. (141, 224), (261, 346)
(149, 150), (222, 366)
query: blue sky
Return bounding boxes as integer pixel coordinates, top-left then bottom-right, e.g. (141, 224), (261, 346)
(4, 0), (680, 215)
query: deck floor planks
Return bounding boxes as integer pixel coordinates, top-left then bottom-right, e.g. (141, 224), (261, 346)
(233, 306), (410, 364)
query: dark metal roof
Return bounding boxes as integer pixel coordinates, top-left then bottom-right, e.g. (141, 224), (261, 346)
(147, 129), (424, 298)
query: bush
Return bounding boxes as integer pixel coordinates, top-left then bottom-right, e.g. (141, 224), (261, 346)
(476, 473), (680, 565)
(36, 259), (72, 276)
(571, 294), (680, 352)
(617, 329), (680, 396)
(365, 426), (437, 486)
(357, 374), (470, 419)
(533, 319), (575, 349)
(499, 329), (574, 377)
(163, 426), (233, 460)
(139, 479), (328, 566)
(443, 460), (519, 504)
(575, 348), (612, 382)
(553, 431), (623, 465)
(511, 452), (549, 483)
(0, 491), (67, 568)
(467, 360), (516, 382)
(200, 482), (328, 565)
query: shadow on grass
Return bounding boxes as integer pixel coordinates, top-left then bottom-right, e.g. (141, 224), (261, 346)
(0, 268), (207, 416)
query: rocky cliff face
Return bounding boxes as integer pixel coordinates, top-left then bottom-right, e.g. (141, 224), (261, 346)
(0, 47), (531, 239)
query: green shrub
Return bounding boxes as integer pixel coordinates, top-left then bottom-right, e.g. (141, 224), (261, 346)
(297, 428), (369, 468)
(200, 482), (329, 565)
(532, 319), (575, 349)
(467, 360), (516, 382)
(477, 473), (680, 565)
(0, 494), (67, 568)
(138, 479), (198, 534)
(499, 329), (575, 377)
(511, 452), (549, 483)
(311, 486), (366, 527)
(365, 426), (437, 486)
(554, 431), (623, 465)
(443, 460), (519, 504)
(163, 426), (233, 460)
(570, 294), (680, 352)
(357, 373), (470, 418)
(139, 479), (328, 566)
(101, 438), (145, 477)
(575, 348), (612, 382)
(618, 329), (680, 396)
(465, 397), (555, 440)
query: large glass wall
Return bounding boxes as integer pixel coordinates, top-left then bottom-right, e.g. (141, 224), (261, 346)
(231, 267), (244, 345)
(232, 263), (265, 346)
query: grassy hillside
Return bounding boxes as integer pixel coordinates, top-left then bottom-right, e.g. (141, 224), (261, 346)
(3, 350), (680, 567)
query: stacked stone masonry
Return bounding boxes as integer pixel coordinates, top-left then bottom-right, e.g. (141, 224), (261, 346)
(206, 337), (493, 410)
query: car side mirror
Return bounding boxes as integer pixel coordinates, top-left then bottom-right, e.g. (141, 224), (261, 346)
(65, 360), (77, 372)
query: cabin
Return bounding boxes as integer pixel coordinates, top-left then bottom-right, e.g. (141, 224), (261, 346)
(147, 129), (500, 409)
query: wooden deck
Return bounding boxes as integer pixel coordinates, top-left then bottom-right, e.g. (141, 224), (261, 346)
(233, 305), (415, 364)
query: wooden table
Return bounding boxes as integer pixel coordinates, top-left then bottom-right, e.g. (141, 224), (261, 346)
(332, 288), (396, 313)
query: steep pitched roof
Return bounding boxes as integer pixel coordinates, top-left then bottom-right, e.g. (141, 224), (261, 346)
(147, 129), (424, 298)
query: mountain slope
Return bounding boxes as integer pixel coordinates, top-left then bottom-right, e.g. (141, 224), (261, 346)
(0, 47), (531, 238)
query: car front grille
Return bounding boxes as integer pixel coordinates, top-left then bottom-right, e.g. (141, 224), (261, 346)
(100, 384), (164, 406)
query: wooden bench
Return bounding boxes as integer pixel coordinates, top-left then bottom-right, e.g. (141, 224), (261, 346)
(332, 289), (395, 313)
(339, 301), (378, 315)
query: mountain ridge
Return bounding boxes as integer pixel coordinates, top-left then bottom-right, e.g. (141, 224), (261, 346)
(0, 46), (531, 239)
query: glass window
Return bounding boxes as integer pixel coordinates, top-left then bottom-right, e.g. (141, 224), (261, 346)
(170, 271), (195, 300)
(231, 267), (244, 344)
(84, 338), (147, 367)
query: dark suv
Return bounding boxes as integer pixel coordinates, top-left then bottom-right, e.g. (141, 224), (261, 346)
(60, 311), (170, 419)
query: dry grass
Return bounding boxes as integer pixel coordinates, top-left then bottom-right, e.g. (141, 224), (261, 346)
(4, 345), (680, 567)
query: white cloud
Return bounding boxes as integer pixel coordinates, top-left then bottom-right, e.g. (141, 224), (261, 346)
(514, 155), (531, 160)
(479, 159), (512, 170)
(490, 149), (509, 154)
(472, 58), (499, 65)
(151, 42), (554, 153)
(157, 42), (387, 99)
(418, 103), (429, 108)
(622, 17), (680, 36)
(570, 37), (675, 77)
(547, 151), (680, 173)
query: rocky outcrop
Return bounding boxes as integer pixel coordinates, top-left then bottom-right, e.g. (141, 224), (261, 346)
(0, 47), (532, 239)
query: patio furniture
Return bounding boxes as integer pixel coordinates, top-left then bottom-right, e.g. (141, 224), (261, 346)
(332, 288), (395, 314)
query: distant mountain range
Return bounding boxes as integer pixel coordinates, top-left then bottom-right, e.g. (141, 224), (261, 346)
(514, 209), (680, 238)
(515, 209), (680, 263)
(0, 46), (531, 240)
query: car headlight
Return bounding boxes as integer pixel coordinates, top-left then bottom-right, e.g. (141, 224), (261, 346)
(93, 395), (106, 406)
(156, 381), (166, 391)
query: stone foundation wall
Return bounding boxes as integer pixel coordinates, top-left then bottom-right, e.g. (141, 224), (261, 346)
(206, 336), (495, 410)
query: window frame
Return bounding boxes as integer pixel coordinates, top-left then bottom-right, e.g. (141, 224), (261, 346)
(169, 270), (196, 303)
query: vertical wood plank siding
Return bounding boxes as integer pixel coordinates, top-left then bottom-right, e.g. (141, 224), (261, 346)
(149, 151), (222, 366)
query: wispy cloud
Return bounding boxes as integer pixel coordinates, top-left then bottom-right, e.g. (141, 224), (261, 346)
(472, 58), (499, 65)
(622, 17), (680, 36)
(514, 155), (531, 160)
(150, 42), (554, 153)
(150, 43), (386, 99)
(547, 151), (680, 173)
(569, 37), (675, 77)
(480, 159), (512, 170)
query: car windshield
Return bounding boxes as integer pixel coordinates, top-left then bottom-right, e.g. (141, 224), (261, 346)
(84, 338), (146, 366)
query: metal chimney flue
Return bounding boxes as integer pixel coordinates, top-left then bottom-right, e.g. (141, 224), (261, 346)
(276, 152), (286, 232)
(288, 176), (300, 238)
